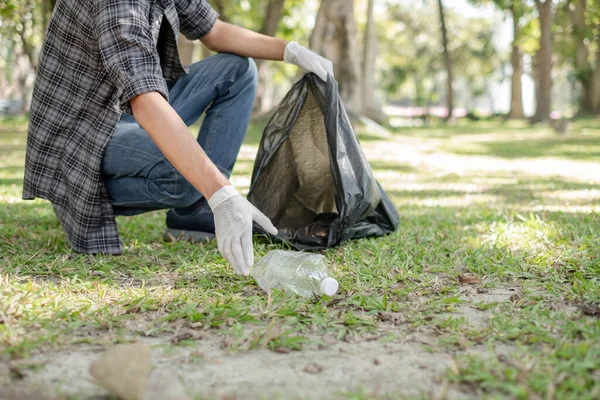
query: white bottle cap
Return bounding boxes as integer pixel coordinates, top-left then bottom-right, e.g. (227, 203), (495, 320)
(319, 277), (339, 296)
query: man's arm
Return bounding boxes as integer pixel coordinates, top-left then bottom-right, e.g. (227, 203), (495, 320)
(200, 20), (334, 82)
(130, 91), (277, 276)
(201, 20), (287, 60)
(130, 92), (228, 200)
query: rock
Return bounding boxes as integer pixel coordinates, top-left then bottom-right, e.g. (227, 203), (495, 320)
(89, 344), (151, 400)
(89, 344), (192, 400)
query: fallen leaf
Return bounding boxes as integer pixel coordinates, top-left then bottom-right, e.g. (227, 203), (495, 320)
(509, 294), (522, 302)
(273, 347), (291, 354)
(303, 363), (323, 374)
(578, 304), (600, 317)
(364, 333), (385, 341)
(171, 329), (205, 344)
(458, 274), (480, 285)
(9, 366), (25, 380)
(221, 337), (236, 350)
(377, 311), (406, 325)
(327, 295), (350, 307)
(373, 359), (380, 366)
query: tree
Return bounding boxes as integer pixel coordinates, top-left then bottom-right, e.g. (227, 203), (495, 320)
(565, 0), (600, 114)
(0, 0), (42, 112)
(471, 0), (530, 119)
(532, 0), (553, 123)
(361, 0), (386, 123)
(254, 0), (285, 113)
(437, 0), (454, 121)
(310, 0), (362, 112)
(508, 1), (526, 119)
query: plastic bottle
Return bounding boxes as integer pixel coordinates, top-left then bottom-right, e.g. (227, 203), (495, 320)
(252, 250), (339, 297)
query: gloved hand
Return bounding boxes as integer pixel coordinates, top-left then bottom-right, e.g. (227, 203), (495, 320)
(208, 185), (278, 276)
(284, 41), (334, 82)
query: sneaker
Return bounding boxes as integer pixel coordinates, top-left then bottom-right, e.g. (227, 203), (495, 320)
(163, 199), (216, 243)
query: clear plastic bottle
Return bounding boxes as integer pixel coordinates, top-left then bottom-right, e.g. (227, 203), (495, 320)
(252, 250), (339, 297)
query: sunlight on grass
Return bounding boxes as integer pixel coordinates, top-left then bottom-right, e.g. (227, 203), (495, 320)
(2, 118), (600, 398)
(476, 214), (559, 253)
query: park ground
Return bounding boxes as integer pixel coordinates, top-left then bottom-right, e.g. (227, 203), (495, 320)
(1, 117), (599, 399)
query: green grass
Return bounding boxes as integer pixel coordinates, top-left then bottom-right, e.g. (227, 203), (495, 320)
(1, 117), (600, 398)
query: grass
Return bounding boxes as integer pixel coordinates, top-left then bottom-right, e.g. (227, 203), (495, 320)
(1, 116), (600, 399)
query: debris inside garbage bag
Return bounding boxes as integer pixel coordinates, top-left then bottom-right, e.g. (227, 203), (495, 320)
(248, 73), (399, 250)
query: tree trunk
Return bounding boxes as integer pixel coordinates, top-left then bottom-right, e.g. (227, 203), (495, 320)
(253, 0), (285, 113)
(508, 2), (525, 119)
(532, 0), (552, 123)
(591, 51), (600, 113)
(361, 0), (385, 123)
(569, 0), (597, 115)
(437, 0), (454, 121)
(255, 0), (285, 71)
(310, 0), (361, 112)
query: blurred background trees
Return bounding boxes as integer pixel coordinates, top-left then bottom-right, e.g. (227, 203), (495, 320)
(0, 0), (598, 124)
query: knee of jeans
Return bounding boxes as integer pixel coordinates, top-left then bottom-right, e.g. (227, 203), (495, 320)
(217, 53), (258, 90)
(149, 161), (200, 207)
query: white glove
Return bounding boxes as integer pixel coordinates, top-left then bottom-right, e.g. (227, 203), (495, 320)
(208, 185), (278, 276)
(284, 41), (334, 82)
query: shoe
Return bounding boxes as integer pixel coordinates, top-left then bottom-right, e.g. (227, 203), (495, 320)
(163, 199), (216, 243)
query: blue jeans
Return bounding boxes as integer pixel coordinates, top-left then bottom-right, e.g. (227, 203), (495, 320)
(101, 54), (258, 216)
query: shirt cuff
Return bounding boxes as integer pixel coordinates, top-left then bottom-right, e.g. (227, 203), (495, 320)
(120, 73), (169, 114)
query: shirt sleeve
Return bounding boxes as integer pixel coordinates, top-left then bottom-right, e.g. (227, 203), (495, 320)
(176, 0), (219, 41)
(94, 0), (169, 114)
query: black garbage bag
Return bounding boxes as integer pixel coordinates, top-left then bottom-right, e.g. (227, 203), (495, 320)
(248, 74), (399, 250)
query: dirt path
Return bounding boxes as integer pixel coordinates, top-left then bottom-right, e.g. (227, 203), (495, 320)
(1, 334), (476, 400)
(1, 285), (523, 400)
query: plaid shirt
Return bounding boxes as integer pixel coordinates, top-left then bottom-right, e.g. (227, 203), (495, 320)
(22, 0), (218, 254)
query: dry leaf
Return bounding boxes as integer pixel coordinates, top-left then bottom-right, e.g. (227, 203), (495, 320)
(458, 274), (480, 285)
(327, 295), (350, 307)
(373, 359), (380, 366)
(377, 311), (406, 325)
(273, 347), (291, 354)
(170, 329), (204, 344)
(9, 366), (25, 380)
(578, 304), (600, 317)
(509, 294), (522, 302)
(303, 363), (323, 374)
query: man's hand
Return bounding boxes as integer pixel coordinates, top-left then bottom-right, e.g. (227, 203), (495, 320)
(284, 41), (334, 82)
(208, 186), (278, 276)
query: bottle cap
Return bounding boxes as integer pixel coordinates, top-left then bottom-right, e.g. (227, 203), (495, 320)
(319, 277), (339, 296)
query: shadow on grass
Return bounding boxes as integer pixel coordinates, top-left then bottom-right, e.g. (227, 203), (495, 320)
(369, 160), (417, 173)
(0, 178), (23, 186)
(386, 174), (600, 206)
(445, 136), (600, 161)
